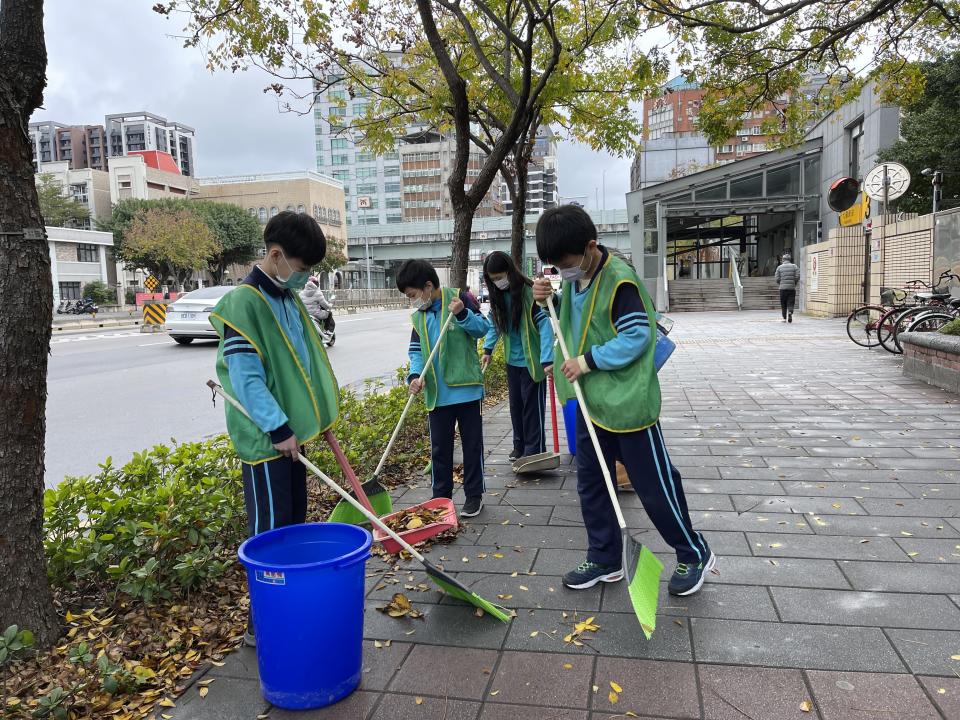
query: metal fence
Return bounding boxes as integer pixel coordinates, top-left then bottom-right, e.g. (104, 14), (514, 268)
(330, 288), (406, 311)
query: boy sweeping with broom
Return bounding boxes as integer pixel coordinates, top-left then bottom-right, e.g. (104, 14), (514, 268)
(531, 205), (714, 596)
(397, 259), (490, 518)
(210, 211), (339, 645)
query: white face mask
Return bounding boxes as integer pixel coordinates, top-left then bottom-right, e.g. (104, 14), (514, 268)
(410, 287), (433, 311)
(559, 252), (591, 282)
(493, 278), (510, 291)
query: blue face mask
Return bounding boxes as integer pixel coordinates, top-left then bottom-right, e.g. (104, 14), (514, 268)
(276, 251), (310, 290)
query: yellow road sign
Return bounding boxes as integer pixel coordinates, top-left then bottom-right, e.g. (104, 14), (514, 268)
(839, 192), (871, 227)
(143, 303), (167, 326)
(144, 275), (160, 291)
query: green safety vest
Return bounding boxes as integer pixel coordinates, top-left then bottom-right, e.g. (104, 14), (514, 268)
(553, 255), (661, 433)
(500, 285), (545, 383)
(412, 286), (483, 411)
(210, 284), (340, 463)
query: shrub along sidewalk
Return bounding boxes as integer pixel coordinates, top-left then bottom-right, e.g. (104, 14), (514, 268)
(1, 352), (509, 720)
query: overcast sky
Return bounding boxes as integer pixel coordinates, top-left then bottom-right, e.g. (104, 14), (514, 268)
(37, 0), (634, 210)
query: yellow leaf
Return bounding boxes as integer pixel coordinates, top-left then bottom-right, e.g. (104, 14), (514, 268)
(415, 697), (423, 705)
(610, 681), (623, 693)
(493, 553), (504, 558)
(938, 688), (946, 695)
(908, 552), (919, 557)
(563, 634), (573, 643)
(406, 516), (424, 530)
(584, 616), (595, 625)
(950, 655), (960, 661)
(800, 700), (812, 712)
(159, 699), (175, 708)
(769, 543), (783, 549)
(199, 687), (209, 699)
(530, 631), (539, 637)
(198, 679), (214, 687)
(901, 531), (913, 537)
(563, 663), (573, 669)
(832, 503), (842, 509)
(490, 690), (500, 696)
(608, 690), (619, 704)
(626, 713), (639, 718)
(498, 594), (513, 600)
(519, 585), (529, 591)
(374, 640), (383, 648)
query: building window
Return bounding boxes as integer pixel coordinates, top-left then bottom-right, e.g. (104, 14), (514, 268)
(356, 152), (376, 163)
(384, 181), (401, 193)
(59, 282), (81, 300)
(270, 207), (279, 217)
(297, 205), (305, 213)
(383, 152), (399, 161)
(332, 154), (350, 165)
(752, 125), (761, 135)
(356, 167), (377, 179)
(386, 213), (403, 223)
(386, 198), (402, 208)
(331, 170), (351, 181)
(353, 102), (370, 116)
(766, 163), (800, 196)
(384, 165), (400, 177)
(259, 207), (268, 222)
(328, 106), (347, 117)
(76, 243), (99, 263)
(730, 172), (763, 198)
(248, 207), (257, 217)
(848, 119), (864, 180)
(331, 138), (349, 150)
(329, 89), (346, 101)
(286, 205), (295, 212)
(356, 183), (378, 194)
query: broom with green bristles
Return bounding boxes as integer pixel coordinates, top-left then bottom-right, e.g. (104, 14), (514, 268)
(544, 296), (663, 639)
(208, 380), (512, 623)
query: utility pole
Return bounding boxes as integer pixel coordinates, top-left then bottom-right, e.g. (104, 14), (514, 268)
(358, 195), (372, 288)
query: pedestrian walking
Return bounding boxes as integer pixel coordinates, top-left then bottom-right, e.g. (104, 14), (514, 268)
(774, 252), (800, 323)
(532, 205), (713, 596)
(209, 211), (340, 647)
(480, 251), (554, 463)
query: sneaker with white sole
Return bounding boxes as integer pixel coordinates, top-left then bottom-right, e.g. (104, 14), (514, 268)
(562, 560), (624, 590)
(668, 551), (717, 596)
(461, 496), (483, 517)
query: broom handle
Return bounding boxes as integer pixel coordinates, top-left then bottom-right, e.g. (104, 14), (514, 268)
(372, 311), (455, 479)
(544, 296), (627, 530)
(548, 374), (559, 454)
(207, 380), (428, 562)
(324, 429), (375, 514)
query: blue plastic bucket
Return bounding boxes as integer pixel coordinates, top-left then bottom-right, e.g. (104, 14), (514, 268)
(562, 399), (578, 455)
(238, 522), (372, 710)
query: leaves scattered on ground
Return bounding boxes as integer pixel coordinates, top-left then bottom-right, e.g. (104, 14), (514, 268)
(563, 616), (600, 646)
(376, 593), (423, 620)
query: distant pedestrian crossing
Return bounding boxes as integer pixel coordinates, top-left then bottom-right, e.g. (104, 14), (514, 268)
(50, 331), (146, 345)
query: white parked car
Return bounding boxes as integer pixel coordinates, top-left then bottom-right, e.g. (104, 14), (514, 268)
(165, 286), (234, 345)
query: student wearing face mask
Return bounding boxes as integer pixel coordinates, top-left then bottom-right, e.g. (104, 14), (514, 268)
(531, 205), (713, 596)
(210, 211), (339, 646)
(398, 259), (490, 518)
(480, 251), (554, 463)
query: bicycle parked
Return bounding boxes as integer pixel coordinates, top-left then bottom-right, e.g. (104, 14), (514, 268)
(846, 271), (960, 352)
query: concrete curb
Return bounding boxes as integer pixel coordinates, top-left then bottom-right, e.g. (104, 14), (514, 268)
(898, 330), (960, 354)
(52, 318), (142, 332)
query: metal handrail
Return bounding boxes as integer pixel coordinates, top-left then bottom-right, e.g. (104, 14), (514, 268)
(727, 246), (743, 311)
(662, 255), (670, 313)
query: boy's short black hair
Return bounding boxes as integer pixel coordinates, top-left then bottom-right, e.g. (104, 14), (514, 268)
(396, 259), (440, 292)
(264, 211), (327, 266)
(535, 205), (597, 264)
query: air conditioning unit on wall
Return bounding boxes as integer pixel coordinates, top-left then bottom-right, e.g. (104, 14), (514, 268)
(741, 136), (749, 142)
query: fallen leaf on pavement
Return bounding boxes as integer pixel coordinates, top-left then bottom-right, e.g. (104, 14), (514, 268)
(800, 700), (812, 712)
(377, 593), (423, 619)
(610, 681), (623, 693)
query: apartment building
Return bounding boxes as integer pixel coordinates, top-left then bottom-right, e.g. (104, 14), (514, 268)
(109, 151), (199, 202)
(498, 127), (559, 215)
(105, 112), (196, 176)
(35, 161), (112, 229)
(29, 122), (110, 172)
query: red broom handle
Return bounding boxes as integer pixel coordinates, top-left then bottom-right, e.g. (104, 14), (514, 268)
(324, 430), (375, 514)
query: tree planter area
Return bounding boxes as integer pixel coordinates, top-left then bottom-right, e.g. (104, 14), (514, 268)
(899, 331), (960, 394)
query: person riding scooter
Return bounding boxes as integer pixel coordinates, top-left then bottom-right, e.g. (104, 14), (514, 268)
(299, 276), (336, 345)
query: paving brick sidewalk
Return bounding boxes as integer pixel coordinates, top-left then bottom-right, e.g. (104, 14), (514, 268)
(166, 311), (960, 720)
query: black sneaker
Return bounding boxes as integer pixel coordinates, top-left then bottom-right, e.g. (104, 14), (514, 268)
(788, 312), (793, 323)
(508, 448), (522, 461)
(562, 560), (623, 590)
(668, 551), (717, 596)
(461, 496), (483, 517)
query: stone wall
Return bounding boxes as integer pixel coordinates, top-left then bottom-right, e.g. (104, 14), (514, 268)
(900, 331), (960, 394)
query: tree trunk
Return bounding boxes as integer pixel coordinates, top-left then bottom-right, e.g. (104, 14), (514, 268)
(511, 158), (529, 269)
(0, 0), (61, 647)
(450, 209), (473, 290)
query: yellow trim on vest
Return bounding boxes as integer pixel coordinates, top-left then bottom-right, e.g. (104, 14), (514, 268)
(244, 285), (329, 434)
(210, 313), (266, 363)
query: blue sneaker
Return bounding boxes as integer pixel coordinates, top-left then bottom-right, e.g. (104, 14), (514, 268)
(563, 560), (624, 590)
(668, 551), (717, 596)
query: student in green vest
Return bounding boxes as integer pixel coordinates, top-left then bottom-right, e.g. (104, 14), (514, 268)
(531, 205), (714, 596)
(480, 251), (554, 461)
(210, 211), (339, 645)
(398, 259), (490, 518)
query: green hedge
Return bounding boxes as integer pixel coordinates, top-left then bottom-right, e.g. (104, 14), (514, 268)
(938, 318), (960, 336)
(44, 349), (508, 602)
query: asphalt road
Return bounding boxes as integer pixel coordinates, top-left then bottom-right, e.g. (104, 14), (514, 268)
(45, 308), (413, 488)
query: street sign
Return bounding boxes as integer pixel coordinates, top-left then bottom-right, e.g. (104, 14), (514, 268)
(839, 192), (871, 227)
(357, 196), (372, 209)
(144, 275), (160, 291)
(863, 163), (911, 203)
